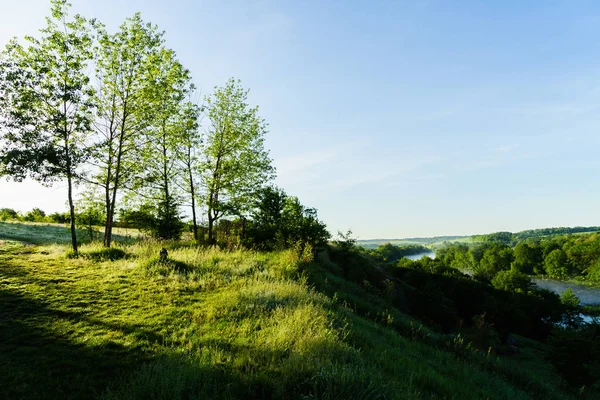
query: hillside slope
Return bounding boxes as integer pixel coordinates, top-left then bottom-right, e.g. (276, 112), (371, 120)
(0, 235), (578, 399)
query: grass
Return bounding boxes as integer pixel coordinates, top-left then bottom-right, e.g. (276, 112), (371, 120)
(0, 221), (139, 245)
(0, 223), (583, 399)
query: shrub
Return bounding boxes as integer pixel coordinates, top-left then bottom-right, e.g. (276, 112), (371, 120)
(0, 208), (18, 221)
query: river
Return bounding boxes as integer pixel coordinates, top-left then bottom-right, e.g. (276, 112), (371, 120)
(405, 251), (436, 261)
(532, 279), (600, 305)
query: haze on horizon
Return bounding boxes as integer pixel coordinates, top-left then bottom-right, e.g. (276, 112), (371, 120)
(1, 0), (599, 240)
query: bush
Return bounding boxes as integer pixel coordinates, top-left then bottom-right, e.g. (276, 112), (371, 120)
(0, 208), (18, 221)
(23, 207), (46, 222)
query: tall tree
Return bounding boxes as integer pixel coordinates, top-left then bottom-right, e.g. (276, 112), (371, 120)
(201, 79), (275, 244)
(132, 48), (192, 240)
(91, 14), (163, 247)
(0, 0), (95, 254)
(176, 97), (202, 240)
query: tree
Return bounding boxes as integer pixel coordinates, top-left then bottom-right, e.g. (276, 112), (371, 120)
(559, 288), (583, 329)
(245, 186), (286, 249)
(491, 269), (533, 293)
(334, 230), (358, 279)
(23, 208), (47, 222)
(244, 187), (330, 251)
(90, 14), (165, 247)
(0, 0), (95, 254)
(544, 249), (570, 279)
(511, 242), (542, 274)
(475, 245), (514, 281)
(76, 187), (105, 242)
(176, 98), (202, 240)
(201, 79), (275, 244)
(132, 48), (192, 240)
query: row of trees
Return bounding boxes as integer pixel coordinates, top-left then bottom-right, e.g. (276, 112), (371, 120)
(0, 0), (299, 254)
(472, 226), (600, 246)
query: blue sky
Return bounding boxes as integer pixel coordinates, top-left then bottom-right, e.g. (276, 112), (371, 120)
(1, 0), (600, 239)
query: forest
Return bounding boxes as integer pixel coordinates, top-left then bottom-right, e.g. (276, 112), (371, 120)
(1, 1), (600, 399)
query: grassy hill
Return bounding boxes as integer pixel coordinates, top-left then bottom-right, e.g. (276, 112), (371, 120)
(0, 223), (582, 399)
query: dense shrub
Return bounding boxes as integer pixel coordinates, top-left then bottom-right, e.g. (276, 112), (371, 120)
(245, 187), (330, 251)
(0, 208), (18, 221)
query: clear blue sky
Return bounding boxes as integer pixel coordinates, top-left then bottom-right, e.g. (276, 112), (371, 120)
(1, 0), (600, 239)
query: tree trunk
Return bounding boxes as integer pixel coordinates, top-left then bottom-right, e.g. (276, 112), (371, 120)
(189, 165), (198, 241)
(103, 167), (112, 246)
(162, 125), (171, 240)
(207, 208), (214, 245)
(105, 101), (128, 247)
(67, 172), (78, 255)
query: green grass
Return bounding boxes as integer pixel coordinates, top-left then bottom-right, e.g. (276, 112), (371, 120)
(0, 221), (140, 245)
(0, 223), (582, 399)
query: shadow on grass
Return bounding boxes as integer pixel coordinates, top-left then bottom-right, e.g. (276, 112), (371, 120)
(79, 247), (129, 262)
(0, 285), (249, 399)
(0, 221), (137, 246)
(144, 257), (194, 275)
(0, 289), (149, 399)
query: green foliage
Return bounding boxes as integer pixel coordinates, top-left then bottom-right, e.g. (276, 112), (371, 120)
(491, 270), (533, 293)
(474, 244), (513, 282)
(441, 230), (600, 284)
(48, 211), (69, 223)
(511, 242), (542, 274)
(559, 288), (584, 329)
(367, 243), (429, 264)
(119, 202), (184, 240)
(245, 187), (330, 251)
(0, 0), (97, 254)
(560, 288), (581, 308)
(154, 196), (186, 240)
(544, 249), (570, 279)
(437, 243), (476, 271)
(0, 208), (18, 221)
(474, 226), (600, 246)
(201, 78), (275, 243)
(23, 207), (46, 222)
(91, 13), (170, 247)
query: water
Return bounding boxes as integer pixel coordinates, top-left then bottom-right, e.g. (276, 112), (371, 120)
(405, 251), (436, 261)
(532, 279), (600, 305)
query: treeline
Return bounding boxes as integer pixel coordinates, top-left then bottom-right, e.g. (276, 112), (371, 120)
(0, 0), (329, 254)
(439, 232), (600, 283)
(473, 226), (600, 246)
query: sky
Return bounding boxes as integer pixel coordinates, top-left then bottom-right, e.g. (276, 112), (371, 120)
(1, 0), (600, 239)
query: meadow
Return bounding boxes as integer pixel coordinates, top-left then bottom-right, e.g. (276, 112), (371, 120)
(0, 222), (584, 399)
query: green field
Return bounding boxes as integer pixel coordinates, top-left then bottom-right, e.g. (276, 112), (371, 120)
(0, 223), (581, 399)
